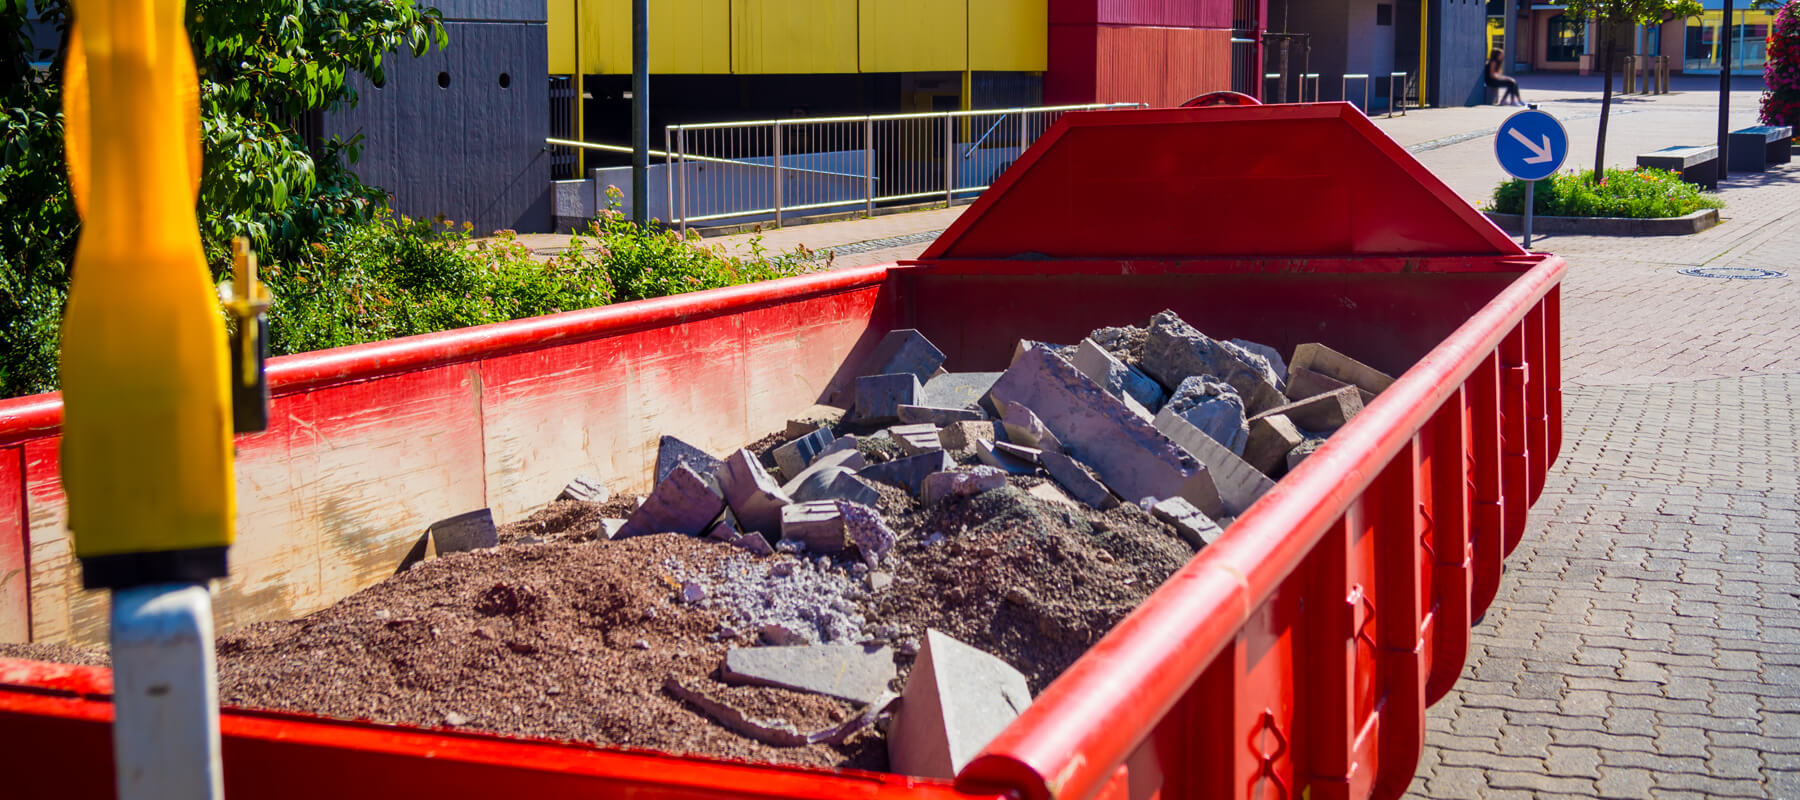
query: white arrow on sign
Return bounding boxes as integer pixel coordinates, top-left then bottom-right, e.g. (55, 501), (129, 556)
(1508, 128), (1554, 164)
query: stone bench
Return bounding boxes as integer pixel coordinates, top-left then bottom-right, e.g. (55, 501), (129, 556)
(1728, 125), (1794, 172)
(1637, 145), (1719, 191)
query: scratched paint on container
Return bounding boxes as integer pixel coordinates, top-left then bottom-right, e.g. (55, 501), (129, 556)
(0, 446), (24, 642)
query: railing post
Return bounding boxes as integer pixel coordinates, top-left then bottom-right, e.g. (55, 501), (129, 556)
(944, 114), (954, 207)
(864, 117), (874, 217)
(773, 121), (783, 228)
(664, 127), (674, 231)
(676, 127), (688, 235)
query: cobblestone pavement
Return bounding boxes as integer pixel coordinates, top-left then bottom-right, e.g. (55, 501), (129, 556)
(1401, 129), (1800, 797)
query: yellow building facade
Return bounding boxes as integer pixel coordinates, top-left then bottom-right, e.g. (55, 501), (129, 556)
(549, 0), (1048, 77)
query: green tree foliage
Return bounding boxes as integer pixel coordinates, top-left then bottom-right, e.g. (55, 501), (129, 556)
(1489, 166), (1724, 217)
(1551, 0), (1702, 178)
(0, 0), (444, 396)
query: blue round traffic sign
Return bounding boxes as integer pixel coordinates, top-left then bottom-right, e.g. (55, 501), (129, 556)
(1494, 109), (1569, 182)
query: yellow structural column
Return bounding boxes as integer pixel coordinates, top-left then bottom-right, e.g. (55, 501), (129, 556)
(60, 0), (235, 583)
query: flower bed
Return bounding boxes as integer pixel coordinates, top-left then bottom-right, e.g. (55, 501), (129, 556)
(1488, 167), (1724, 219)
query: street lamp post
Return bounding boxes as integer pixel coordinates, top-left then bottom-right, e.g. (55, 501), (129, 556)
(632, 0), (649, 226)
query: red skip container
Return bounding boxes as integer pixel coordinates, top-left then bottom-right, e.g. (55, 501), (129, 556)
(0, 103), (1562, 800)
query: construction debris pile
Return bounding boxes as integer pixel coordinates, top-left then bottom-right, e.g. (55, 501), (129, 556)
(206, 309), (1393, 777)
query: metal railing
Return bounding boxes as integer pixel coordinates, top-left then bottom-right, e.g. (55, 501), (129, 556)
(1388, 71), (1410, 117)
(1342, 73), (1371, 113)
(660, 103), (1142, 230)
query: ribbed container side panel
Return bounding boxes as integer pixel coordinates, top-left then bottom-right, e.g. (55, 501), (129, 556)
(1095, 25), (1233, 107)
(1051, 0), (1232, 29)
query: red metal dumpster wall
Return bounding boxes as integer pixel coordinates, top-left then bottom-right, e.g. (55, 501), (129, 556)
(1046, 25), (1234, 107)
(1051, 0), (1234, 29)
(0, 269), (899, 645)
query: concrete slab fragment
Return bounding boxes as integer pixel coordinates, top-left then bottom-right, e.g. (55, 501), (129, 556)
(989, 346), (1221, 515)
(1040, 451), (1119, 510)
(975, 439), (1038, 475)
(780, 501), (846, 553)
(920, 468), (1008, 506)
(785, 403), (847, 440)
(858, 450), (956, 497)
(1290, 343), (1395, 397)
(774, 427), (836, 479)
(888, 423), (944, 456)
(1287, 437), (1328, 470)
(656, 436), (723, 487)
(1153, 408), (1271, 517)
(719, 449), (795, 538)
(1028, 483), (1079, 508)
(429, 509), (498, 554)
(898, 405), (986, 425)
(556, 474), (610, 503)
(889, 629), (1033, 780)
(1151, 497), (1224, 549)
(1070, 339), (1154, 420)
(1245, 413), (1305, 477)
(1229, 338), (1289, 391)
(938, 420), (1000, 452)
(863, 329), (946, 382)
(723, 644), (896, 705)
(855, 373), (922, 424)
(998, 401), (1062, 452)
(1285, 366), (1375, 405)
(780, 447), (870, 497)
(1252, 385), (1364, 433)
(919, 372), (1002, 412)
(617, 465), (727, 539)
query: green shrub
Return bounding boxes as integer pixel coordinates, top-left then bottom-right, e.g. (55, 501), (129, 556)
(263, 198), (820, 357)
(1489, 167), (1724, 218)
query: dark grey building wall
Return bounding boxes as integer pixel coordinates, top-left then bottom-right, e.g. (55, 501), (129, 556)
(323, 19), (552, 233)
(1431, 0), (1490, 106)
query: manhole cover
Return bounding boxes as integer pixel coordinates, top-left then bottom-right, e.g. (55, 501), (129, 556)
(1678, 267), (1787, 280)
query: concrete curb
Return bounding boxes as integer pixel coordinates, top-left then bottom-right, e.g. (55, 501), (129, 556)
(1483, 208), (1720, 236)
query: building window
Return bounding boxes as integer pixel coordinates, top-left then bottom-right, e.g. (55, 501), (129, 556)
(1546, 14), (1584, 62)
(1684, 9), (1773, 74)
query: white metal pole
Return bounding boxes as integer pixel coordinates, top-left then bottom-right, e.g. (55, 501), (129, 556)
(111, 583), (223, 800)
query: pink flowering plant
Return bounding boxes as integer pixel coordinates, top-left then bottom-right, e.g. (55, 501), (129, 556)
(1762, 0), (1800, 131)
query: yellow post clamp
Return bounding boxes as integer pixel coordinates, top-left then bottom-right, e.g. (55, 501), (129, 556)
(59, 0), (235, 585)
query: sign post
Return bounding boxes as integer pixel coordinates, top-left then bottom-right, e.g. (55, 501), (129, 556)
(1494, 107), (1569, 250)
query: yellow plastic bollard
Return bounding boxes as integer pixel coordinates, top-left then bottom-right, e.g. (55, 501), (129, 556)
(59, 0), (234, 587)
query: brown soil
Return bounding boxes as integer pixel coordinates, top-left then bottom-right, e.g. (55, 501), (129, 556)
(0, 641), (110, 668)
(862, 479), (1193, 692)
(496, 497), (638, 545)
(215, 535), (882, 769)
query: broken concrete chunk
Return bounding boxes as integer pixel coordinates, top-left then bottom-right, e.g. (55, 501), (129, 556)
(938, 420), (1000, 452)
(734, 530), (775, 556)
(1069, 339), (1155, 420)
(975, 439), (1038, 475)
(993, 440), (1043, 465)
(788, 467), (851, 503)
(1139, 311), (1285, 415)
(723, 644), (897, 705)
(617, 464), (727, 539)
(1244, 413), (1305, 477)
(1165, 376), (1249, 455)
(719, 448), (795, 538)
(781, 445), (869, 495)
(555, 474), (610, 503)
(1252, 385), (1363, 433)
(706, 508), (742, 542)
(1151, 497), (1224, 549)
(838, 501), (896, 565)
(858, 450), (956, 497)
(898, 404), (986, 425)
(791, 467), (883, 508)
(1152, 408), (1269, 517)
(773, 427), (836, 479)
(920, 468), (1008, 506)
(863, 329), (947, 383)
(1040, 451), (1120, 510)
(428, 509), (498, 554)
(855, 373), (922, 424)
(989, 346), (1221, 515)
(1290, 343), (1395, 397)
(889, 629), (1033, 780)
(919, 372), (1002, 412)
(1229, 338), (1289, 390)
(1027, 483), (1079, 508)
(656, 436), (723, 488)
(889, 423), (945, 456)
(600, 518), (628, 540)
(1283, 366), (1357, 405)
(784, 404), (847, 440)
(781, 501), (847, 553)
(998, 401), (1062, 452)
(1287, 437), (1328, 470)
